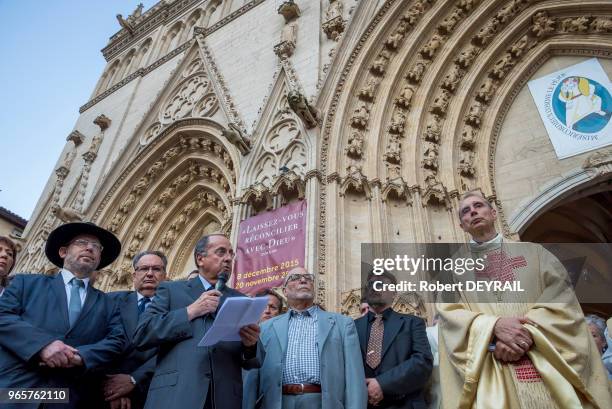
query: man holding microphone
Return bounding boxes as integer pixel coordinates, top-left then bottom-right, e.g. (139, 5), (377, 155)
(133, 234), (264, 409)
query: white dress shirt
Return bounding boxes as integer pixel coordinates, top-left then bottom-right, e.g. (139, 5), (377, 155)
(60, 269), (89, 307)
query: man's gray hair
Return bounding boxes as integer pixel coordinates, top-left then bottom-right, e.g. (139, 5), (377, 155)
(132, 250), (168, 270)
(193, 233), (228, 264)
(585, 314), (606, 340)
(457, 190), (493, 218)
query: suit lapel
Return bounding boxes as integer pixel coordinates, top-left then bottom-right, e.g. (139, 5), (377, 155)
(187, 276), (205, 301)
(272, 313), (290, 356)
(71, 285), (99, 332)
(355, 316), (368, 355)
(381, 310), (403, 360)
(51, 273), (70, 333)
(121, 292), (138, 340)
(317, 311), (335, 356)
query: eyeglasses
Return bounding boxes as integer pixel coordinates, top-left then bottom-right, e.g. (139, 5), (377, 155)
(70, 239), (103, 252)
(135, 265), (165, 274)
(285, 273), (314, 283)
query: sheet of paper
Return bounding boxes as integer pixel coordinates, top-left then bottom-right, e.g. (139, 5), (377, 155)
(198, 296), (268, 347)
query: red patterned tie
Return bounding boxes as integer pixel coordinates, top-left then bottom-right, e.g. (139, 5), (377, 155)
(366, 314), (384, 368)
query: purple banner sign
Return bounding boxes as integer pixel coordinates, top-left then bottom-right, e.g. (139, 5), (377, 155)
(233, 200), (307, 295)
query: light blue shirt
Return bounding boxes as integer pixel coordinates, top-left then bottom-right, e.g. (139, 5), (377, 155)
(602, 327), (612, 380)
(61, 269), (89, 307)
(282, 305), (320, 385)
(198, 275), (213, 291)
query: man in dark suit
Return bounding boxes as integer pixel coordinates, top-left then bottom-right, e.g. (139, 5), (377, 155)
(133, 234), (263, 409)
(105, 250), (168, 409)
(355, 271), (432, 409)
(0, 222), (126, 409)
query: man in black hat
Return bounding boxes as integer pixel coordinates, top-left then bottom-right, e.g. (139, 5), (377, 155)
(0, 222), (126, 409)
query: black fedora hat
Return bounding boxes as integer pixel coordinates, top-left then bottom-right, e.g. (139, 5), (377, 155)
(45, 222), (121, 269)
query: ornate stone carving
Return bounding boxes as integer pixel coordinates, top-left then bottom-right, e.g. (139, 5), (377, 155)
(583, 148), (612, 169)
(346, 129), (364, 158)
(142, 122), (162, 145)
(590, 17), (612, 33)
(277, 1), (301, 22)
(340, 168), (371, 198)
(560, 16), (590, 33)
(458, 0), (480, 13)
(388, 109), (406, 134)
(385, 20), (409, 50)
(423, 115), (441, 143)
(93, 114), (111, 131)
(460, 124), (477, 149)
(458, 150), (476, 177)
(383, 135), (402, 164)
(385, 163), (402, 181)
(495, 0), (520, 25)
(490, 52), (515, 80)
(370, 49), (392, 76)
(406, 60), (428, 84)
(322, 16), (346, 41)
(476, 77), (497, 104)
(455, 45), (480, 69)
(287, 90), (318, 129)
(509, 35), (531, 58)
(222, 122), (251, 155)
(430, 89), (451, 116)
(422, 143), (439, 170)
(419, 34), (444, 60)
(358, 77), (378, 102)
(465, 101), (485, 127)
(441, 66), (464, 93)
(272, 170), (306, 200)
(61, 147), (77, 170)
(53, 206), (83, 223)
(275, 21), (298, 58)
(161, 75), (210, 124)
(350, 102), (370, 129)
(438, 8), (464, 34)
(241, 182), (274, 211)
(395, 84), (414, 109)
(340, 289), (362, 317)
(531, 11), (555, 38)
(66, 130), (84, 145)
(422, 176), (450, 208)
(472, 18), (498, 46)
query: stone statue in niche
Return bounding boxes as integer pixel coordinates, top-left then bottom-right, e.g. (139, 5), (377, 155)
(281, 20), (298, 44)
(494, 1), (520, 25)
(441, 66), (464, 92)
(326, 0), (343, 21)
(458, 150), (476, 177)
(108, 213), (126, 233)
(438, 8), (463, 34)
(386, 163), (402, 180)
(132, 177), (149, 195)
(395, 84), (414, 109)
(430, 89), (452, 116)
(509, 35), (530, 58)
(145, 160), (166, 180)
(420, 34), (444, 59)
(62, 148), (77, 169)
(455, 45), (480, 68)
(476, 77), (496, 104)
(406, 60), (428, 83)
(422, 143), (439, 170)
(350, 102), (370, 129)
(359, 77), (378, 101)
(465, 101), (485, 127)
(460, 124), (477, 148)
(472, 18), (498, 46)
(370, 49), (391, 75)
(388, 110), (406, 134)
(490, 53), (515, 79)
(424, 115), (441, 143)
(134, 221), (152, 240)
(531, 11), (555, 38)
(346, 130), (364, 158)
(385, 22), (408, 50)
(384, 136), (401, 164)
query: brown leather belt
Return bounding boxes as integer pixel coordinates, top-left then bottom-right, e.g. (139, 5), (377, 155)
(282, 383), (322, 395)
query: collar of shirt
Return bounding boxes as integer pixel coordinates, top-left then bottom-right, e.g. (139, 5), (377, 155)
(137, 291), (154, 302)
(367, 307), (393, 322)
(61, 269), (90, 290)
(470, 233), (501, 246)
(289, 304), (318, 318)
(198, 275), (213, 291)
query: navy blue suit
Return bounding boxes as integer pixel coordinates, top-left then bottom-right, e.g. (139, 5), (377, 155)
(0, 273), (126, 409)
(107, 291), (158, 409)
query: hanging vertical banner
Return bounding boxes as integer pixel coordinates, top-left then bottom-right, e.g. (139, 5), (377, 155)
(233, 200), (307, 295)
(528, 58), (612, 159)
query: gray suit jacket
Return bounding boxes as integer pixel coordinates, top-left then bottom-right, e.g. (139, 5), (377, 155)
(243, 309), (367, 409)
(133, 277), (264, 409)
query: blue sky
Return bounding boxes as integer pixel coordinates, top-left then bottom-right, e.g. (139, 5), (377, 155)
(0, 1), (157, 220)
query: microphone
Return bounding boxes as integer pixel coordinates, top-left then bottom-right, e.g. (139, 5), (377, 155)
(215, 271), (229, 291)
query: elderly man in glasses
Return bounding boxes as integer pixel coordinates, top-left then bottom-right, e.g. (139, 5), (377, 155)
(105, 250), (168, 409)
(0, 222), (125, 409)
(244, 266), (367, 409)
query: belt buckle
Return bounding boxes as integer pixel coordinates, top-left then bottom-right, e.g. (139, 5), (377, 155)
(298, 383), (304, 394)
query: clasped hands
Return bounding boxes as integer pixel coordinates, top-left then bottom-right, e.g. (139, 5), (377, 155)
(186, 290), (260, 347)
(492, 316), (535, 362)
(39, 340), (83, 368)
(366, 378), (384, 406)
